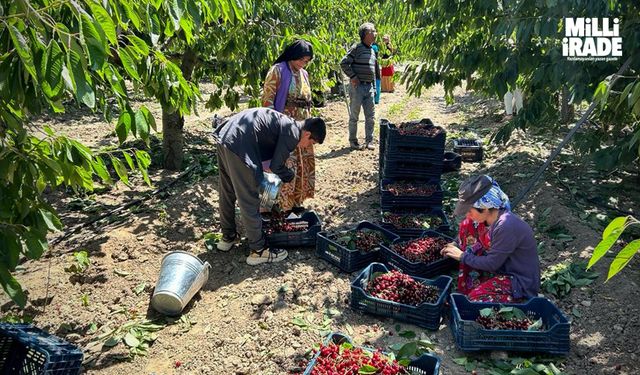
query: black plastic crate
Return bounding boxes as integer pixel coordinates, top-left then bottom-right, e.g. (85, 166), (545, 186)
(350, 263), (452, 330)
(380, 178), (444, 210)
(316, 221), (399, 273)
(379, 119), (390, 181)
(386, 118), (446, 150)
(264, 211), (322, 247)
(449, 294), (570, 355)
(453, 139), (483, 162)
(380, 231), (457, 278)
(0, 324), (83, 375)
(380, 209), (451, 239)
(443, 151), (462, 173)
(303, 332), (441, 375)
(382, 159), (444, 180)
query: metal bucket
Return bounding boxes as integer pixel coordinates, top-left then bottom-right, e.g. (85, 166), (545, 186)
(151, 251), (210, 316)
(259, 172), (282, 210)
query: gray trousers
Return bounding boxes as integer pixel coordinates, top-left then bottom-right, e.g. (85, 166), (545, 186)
(348, 82), (376, 144)
(216, 144), (265, 251)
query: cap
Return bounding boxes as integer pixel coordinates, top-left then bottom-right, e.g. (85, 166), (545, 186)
(453, 175), (493, 217)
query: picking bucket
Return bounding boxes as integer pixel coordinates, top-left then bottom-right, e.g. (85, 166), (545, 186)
(151, 251), (210, 316)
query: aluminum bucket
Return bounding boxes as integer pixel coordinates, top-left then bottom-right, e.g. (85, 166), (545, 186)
(259, 172), (282, 210)
(151, 251), (210, 316)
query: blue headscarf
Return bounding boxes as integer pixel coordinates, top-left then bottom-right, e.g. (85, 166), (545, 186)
(472, 177), (511, 211)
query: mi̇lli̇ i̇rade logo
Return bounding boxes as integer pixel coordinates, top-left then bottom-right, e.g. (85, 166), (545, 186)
(563, 18), (622, 61)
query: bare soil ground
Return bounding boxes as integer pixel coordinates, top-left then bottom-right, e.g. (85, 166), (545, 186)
(2, 82), (639, 375)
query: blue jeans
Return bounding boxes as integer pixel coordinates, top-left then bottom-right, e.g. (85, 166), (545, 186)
(375, 79), (381, 104)
(349, 82), (375, 144)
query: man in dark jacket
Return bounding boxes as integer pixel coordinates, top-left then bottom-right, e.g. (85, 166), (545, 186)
(340, 22), (380, 150)
(213, 108), (326, 265)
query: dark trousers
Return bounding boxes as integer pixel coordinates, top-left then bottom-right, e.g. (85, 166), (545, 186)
(216, 144), (265, 251)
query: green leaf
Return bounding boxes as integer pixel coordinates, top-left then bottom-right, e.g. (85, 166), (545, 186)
(146, 7), (161, 46)
(23, 230), (48, 259)
(398, 330), (416, 339)
(291, 317), (308, 328)
(0, 264), (27, 308)
(42, 40), (64, 99)
(81, 14), (107, 70)
(397, 341), (417, 360)
(602, 217), (628, 240)
(167, 0), (184, 30)
(138, 106), (157, 131)
(528, 318), (543, 331)
(479, 307), (493, 317)
(124, 332), (140, 347)
(358, 364), (377, 374)
(68, 50), (95, 108)
(126, 35), (150, 57)
(116, 111), (133, 144)
(607, 239), (640, 281)
(133, 282), (147, 295)
(134, 150), (152, 186)
(111, 156), (130, 186)
(617, 82), (634, 109)
(8, 23), (38, 83)
(452, 357), (468, 365)
(587, 224), (626, 269)
(39, 208), (62, 231)
(89, 3), (117, 45)
(135, 108), (150, 145)
(118, 47), (140, 81)
(91, 156), (113, 184)
(103, 336), (120, 347)
(122, 152), (135, 170)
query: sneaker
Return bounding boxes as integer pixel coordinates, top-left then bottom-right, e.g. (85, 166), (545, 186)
(350, 142), (363, 150)
(246, 247), (288, 265)
(216, 233), (240, 252)
(365, 142), (375, 150)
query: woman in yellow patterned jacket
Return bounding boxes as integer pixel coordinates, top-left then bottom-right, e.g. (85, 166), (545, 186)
(261, 40), (315, 213)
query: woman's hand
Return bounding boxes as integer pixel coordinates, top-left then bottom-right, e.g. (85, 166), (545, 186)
(441, 242), (463, 261)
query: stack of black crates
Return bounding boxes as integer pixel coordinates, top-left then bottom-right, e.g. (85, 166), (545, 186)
(378, 118), (451, 239)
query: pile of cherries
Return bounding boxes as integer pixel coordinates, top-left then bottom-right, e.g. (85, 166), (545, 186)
(307, 342), (408, 375)
(475, 307), (543, 331)
(396, 122), (443, 137)
(367, 270), (440, 306)
(383, 213), (443, 229)
(385, 182), (438, 197)
(391, 237), (448, 264)
(264, 212), (308, 235)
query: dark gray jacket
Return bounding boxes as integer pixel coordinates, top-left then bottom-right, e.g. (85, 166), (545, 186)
(213, 108), (300, 184)
(340, 42), (380, 83)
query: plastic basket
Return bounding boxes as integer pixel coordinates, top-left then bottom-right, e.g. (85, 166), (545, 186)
(380, 178), (444, 210)
(303, 332), (441, 375)
(386, 118), (446, 150)
(449, 293), (570, 355)
(0, 324), (83, 375)
(380, 209), (451, 239)
(350, 263), (452, 330)
(382, 159), (443, 180)
(316, 221), (400, 273)
(379, 119), (390, 182)
(380, 231), (457, 278)
(453, 139), (483, 162)
(264, 211), (322, 247)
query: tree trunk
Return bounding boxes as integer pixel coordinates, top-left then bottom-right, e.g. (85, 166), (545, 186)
(560, 85), (574, 124)
(162, 48), (198, 170)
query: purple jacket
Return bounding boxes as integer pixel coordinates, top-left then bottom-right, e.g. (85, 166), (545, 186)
(460, 210), (540, 299)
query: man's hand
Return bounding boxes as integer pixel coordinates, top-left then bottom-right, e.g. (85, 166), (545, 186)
(350, 78), (359, 88)
(441, 242), (463, 261)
